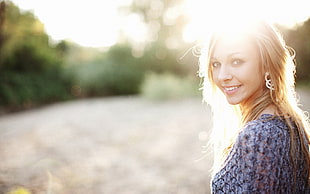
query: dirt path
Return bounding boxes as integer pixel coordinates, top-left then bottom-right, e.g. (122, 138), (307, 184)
(0, 89), (309, 194)
(0, 96), (213, 194)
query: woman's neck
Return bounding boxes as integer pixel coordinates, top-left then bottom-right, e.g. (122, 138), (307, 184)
(259, 104), (277, 116)
(240, 103), (278, 124)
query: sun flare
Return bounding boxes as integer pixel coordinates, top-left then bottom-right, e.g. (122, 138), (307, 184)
(182, 0), (310, 43)
(10, 0), (310, 47)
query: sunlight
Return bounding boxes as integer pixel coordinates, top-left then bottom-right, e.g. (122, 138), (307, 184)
(182, 0), (310, 43)
(182, 0), (260, 43)
(120, 13), (148, 45)
(10, 0), (310, 47)
(12, 0), (133, 47)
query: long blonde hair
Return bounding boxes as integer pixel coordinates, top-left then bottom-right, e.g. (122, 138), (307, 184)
(199, 21), (310, 177)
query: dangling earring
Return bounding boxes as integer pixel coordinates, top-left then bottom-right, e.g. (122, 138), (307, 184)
(265, 72), (275, 90)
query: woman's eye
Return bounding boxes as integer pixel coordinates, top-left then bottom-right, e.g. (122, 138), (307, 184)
(212, 62), (221, 68)
(232, 59), (243, 65)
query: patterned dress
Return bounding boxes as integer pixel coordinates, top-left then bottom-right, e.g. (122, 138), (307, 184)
(212, 114), (309, 193)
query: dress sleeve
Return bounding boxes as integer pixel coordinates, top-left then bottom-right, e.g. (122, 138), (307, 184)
(233, 121), (291, 193)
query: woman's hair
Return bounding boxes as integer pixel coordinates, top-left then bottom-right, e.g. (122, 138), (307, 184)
(199, 20), (310, 178)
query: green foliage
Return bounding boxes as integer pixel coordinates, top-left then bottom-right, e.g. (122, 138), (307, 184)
(3, 39), (62, 72)
(0, 0), (220, 110)
(67, 45), (145, 96)
(0, 1), (48, 65)
(140, 44), (184, 74)
(140, 72), (200, 100)
(0, 1), (61, 72)
(0, 70), (72, 108)
(0, 1), (72, 110)
(66, 43), (197, 98)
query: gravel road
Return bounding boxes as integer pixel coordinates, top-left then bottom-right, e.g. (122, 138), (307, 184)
(0, 96), (213, 194)
(0, 89), (309, 194)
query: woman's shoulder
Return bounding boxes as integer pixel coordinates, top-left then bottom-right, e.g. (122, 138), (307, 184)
(238, 114), (290, 144)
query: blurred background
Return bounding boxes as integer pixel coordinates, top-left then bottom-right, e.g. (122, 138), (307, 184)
(0, 0), (310, 193)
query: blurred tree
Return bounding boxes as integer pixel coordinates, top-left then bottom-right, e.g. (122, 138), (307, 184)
(55, 40), (70, 59)
(281, 19), (310, 82)
(124, 0), (196, 76)
(67, 44), (145, 96)
(0, 1), (61, 71)
(0, 0), (6, 63)
(0, 1), (72, 110)
(130, 0), (187, 46)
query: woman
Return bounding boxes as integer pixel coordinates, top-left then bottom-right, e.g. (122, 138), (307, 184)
(198, 20), (310, 193)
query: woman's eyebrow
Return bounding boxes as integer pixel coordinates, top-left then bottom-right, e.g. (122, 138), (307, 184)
(228, 52), (241, 57)
(211, 52), (241, 61)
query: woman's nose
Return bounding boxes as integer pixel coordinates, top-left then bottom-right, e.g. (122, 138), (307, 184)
(218, 66), (233, 81)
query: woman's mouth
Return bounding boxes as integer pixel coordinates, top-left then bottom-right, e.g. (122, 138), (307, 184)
(223, 85), (241, 94)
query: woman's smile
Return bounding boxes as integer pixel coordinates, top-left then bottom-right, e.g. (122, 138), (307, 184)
(222, 85), (242, 95)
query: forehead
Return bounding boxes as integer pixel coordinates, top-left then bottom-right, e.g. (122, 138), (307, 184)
(212, 35), (257, 59)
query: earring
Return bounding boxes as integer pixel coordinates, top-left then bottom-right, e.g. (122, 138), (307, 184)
(265, 72), (275, 90)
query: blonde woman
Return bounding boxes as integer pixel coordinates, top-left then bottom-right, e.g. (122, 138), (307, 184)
(199, 20), (310, 193)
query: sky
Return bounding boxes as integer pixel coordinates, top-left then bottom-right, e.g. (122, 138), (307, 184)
(10, 0), (310, 48)
(182, 0), (310, 42)
(11, 0), (135, 47)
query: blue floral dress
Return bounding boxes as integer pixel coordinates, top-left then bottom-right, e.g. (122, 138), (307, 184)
(212, 114), (309, 193)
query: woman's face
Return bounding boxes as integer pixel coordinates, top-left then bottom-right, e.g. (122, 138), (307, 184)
(211, 36), (265, 109)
